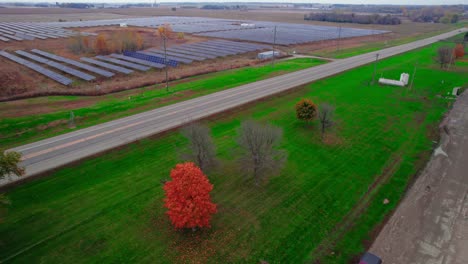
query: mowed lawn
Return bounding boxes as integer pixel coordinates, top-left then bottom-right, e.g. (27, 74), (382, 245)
(0, 58), (324, 149)
(1, 42), (466, 263)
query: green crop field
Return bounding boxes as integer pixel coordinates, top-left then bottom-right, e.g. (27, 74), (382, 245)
(0, 41), (467, 263)
(0, 58), (324, 149)
(314, 22), (467, 59)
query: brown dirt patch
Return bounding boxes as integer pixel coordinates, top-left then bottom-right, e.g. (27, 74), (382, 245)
(0, 96), (97, 118)
(37, 119), (68, 131)
(322, 133), (344, 146)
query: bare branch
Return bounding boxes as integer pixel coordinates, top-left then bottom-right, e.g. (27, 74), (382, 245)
(181, 123), (217, 173)
(318, 103), (335, 139)
(237, 120), (287, 186)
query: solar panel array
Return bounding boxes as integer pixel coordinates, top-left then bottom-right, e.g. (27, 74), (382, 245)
(110, 54), (165, 69)
(15, 50), (96, 81)
(95, 55), (151, 71)
(0, 22), (89, 42)
(197, 25), (386, 45)
(31, 49), (115, 78)
(114, 40), (267, 69)
(0, 50), (72, 85)
(80, 57), (134, 74)
(0, 16), (389, 45)
(123, 51), (179, 67)
(145, 49), (194, 64)
(40, 16), (389, 45)
(147, 49), (206, 61)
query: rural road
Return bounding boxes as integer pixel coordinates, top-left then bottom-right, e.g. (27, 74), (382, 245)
(370, 90), (468, 264)
(3, 28), (467, 186)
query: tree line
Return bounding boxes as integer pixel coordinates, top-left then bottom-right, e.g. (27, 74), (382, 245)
(436, 43), (465, 69)
(407, 6), (460, 23)
(68, 30), (144, 55)
(304, 12), (401, 25)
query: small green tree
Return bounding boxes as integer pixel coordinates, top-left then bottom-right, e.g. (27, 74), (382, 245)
(295, 99), (317, 122)
(1, 150), (24, 180)
(1, 150), (24, 221)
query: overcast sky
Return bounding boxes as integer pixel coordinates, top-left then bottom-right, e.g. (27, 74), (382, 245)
(4, 0), (467, 5)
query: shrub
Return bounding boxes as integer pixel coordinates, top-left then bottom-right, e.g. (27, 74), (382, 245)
(295, 98), (317, 122)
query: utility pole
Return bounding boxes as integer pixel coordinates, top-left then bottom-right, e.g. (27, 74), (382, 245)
(371, 53), (379, 85)
(337, 26), (342, 53)
(447, 46), (454, 71)
(272, 25), (277, 67)
(162, 31), (169, 92)
(409, 62), (418, 90)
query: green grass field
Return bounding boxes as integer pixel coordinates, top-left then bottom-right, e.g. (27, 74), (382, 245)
(0, 58), (324, 149)
(315, 22), (467, 59)
(0, 41), (467, 263)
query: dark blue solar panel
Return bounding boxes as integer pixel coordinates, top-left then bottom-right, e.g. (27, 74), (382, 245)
(123, 51), (178, 67)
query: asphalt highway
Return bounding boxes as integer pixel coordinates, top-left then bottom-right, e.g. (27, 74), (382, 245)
(4, 28), (467, 186)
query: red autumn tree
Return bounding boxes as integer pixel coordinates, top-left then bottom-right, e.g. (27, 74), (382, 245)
(163, 162), (217, 229)
(454, 43), (465, 59)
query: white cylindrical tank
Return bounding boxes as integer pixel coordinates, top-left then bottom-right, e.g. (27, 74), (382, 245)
(400, 73), (409, 85)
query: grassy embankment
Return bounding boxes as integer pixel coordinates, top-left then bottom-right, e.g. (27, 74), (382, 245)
(0, 40), (467, 263)
(0, 58), (324, 149)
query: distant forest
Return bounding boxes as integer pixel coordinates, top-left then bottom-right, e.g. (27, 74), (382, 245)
(201, 5), (247, 10)
(304, 13), (401, 25)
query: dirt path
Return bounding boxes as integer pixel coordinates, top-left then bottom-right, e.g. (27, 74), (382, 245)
(370, 91), (468, 264)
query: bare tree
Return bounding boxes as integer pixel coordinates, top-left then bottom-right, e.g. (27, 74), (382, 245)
(318, 103), (335, 140)
(237, 120), (287, 186)
(436, 46), (453, 69)
(181, 123), (216, 173)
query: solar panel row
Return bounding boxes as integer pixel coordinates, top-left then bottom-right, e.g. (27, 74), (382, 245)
(184, 43), (234, 56)
(0, 51), (72, 85)
(95, 56), (151, 71)
(109, 54), (165, 69)
(15, 50), (96, 81)
(167, 47), (217, 59)
(123, 51), (179, 67)
(147, 49), (206, 61)
(80, 57), (134, 74)
(145, 49), (195, 63)
(31, 49), (115, 78)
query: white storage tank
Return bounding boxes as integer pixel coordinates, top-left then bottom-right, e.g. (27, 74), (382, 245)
(400, 73), (409, 85)
(258, 51), (280, 60)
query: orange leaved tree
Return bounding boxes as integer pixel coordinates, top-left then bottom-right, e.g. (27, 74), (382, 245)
(157, 23), (173, 38)
(454, 43), (465, 59)
(295, 98), (317, 122)
(94, 34), (108, 55)
(163, 162), (217, 229)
